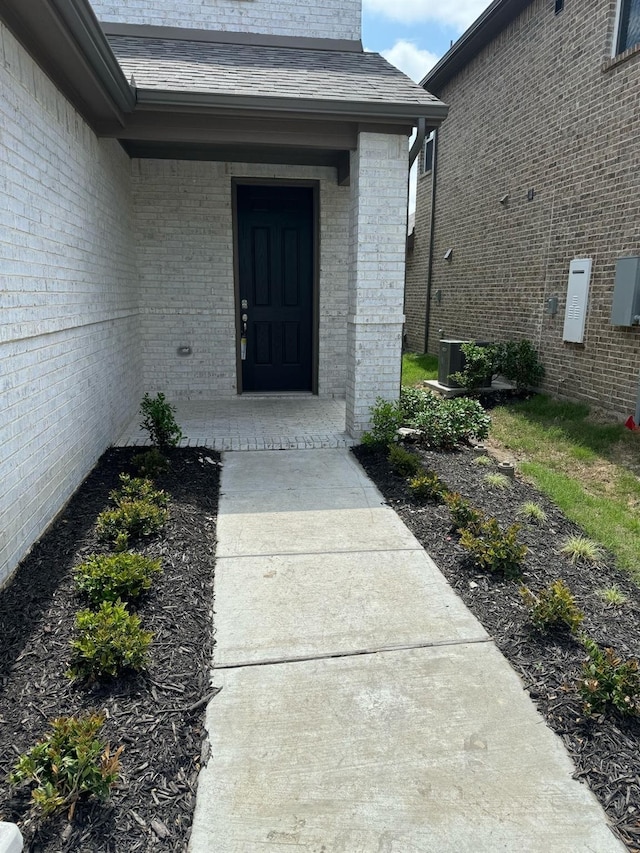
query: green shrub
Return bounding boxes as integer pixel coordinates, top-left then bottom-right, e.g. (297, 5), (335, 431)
(74, 553), (162, 605)
(494, 339), (544, 389)
(459, 518), (527, 578)
(520, 580), (584, 633)
(579, 637), (640, 717)
(444, 492), (483, 532)
(408, 472), (447, 502)
(96, 500), (168, 550)
(410, 396), (491, 449)
(9, 714), (122, 818)
(399, 386), (433, 421)
(139, 392), (183, 451)
(449, 342), (496, 391)
(110, 474), (167, 508)
(70, 600), (152, 680)
(387, 443), (422, 477)
(132, 448), (170, 479)
(361, 398), (403, 447)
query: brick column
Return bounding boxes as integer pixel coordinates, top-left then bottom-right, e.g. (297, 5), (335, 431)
(345, 132), (409, 437)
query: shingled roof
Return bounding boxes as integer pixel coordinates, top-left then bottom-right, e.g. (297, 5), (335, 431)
(108, 35), (444, 114)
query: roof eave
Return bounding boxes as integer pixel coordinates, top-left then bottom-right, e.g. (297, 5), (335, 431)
(421, 0), (533, 93)
(1, 0), (135, 129)
(135, 88), (450, 125)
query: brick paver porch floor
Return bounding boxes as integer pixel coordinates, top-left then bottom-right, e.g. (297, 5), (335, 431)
(115, 396), (356, 451)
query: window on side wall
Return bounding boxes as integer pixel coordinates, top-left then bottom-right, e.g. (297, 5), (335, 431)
(421, 132), (434, 175)
(616, 0), (640, 54)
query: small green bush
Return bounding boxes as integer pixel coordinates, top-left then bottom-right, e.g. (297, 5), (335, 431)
(9, 714), (122, 818)
(410, 396), (491, 450)
(494, 339), (544, 389)
(579, 637), (640, 717)
(449, 342), (496, 391)
(387, 443), (422, 477)
(140, 392), (182, 451)
(399, 386), (433, 421)
(444, 492), (483, 532)
(96, 499), (168, 550)
(110, 474), (167, 508)
(408, 472), (447, 502)
(459, 517), (527, 578)
(70, 600), (152, 680)
(132, 448), (170, 479)
(520, 580), (584, 633)
(361, 398), (403, 447)
(74, 553), (162, 605)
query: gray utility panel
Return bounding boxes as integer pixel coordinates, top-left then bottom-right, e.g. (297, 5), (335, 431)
(611, 257), (640, 326)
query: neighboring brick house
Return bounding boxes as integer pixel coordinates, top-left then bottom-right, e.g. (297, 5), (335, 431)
(0, 0), (447, 585)
(405, 0), (640, 419)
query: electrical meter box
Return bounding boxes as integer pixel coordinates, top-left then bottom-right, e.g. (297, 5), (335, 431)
(611, 257), (640, 326)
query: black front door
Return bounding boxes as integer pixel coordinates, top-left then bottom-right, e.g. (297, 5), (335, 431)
(237, 185), (314, 392)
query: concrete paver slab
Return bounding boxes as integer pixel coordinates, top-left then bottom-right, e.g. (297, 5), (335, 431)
(220, 448), (370, 494)
(213, 550), (488, 666)
(216, 502), (420, 556)
(191, 644), (623, 853)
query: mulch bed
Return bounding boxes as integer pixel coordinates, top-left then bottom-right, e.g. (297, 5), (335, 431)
(0, 447), (219, 852)
(353, 442), (640, 853)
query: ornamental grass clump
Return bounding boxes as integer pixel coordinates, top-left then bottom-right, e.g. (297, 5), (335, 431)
(483, 472), (511, 490)
(74, 553), (162, 605)
(69, 600), (153, 681)
(520, 580), (584, 634)
(387, 443), (422, 477)
(408, 472), (447, 503)
(459, 517), (527, 579)
(560, 535), (604, 566)
(9, 714), (122, 819)
(517, 501), (548, 525)
(579, 637), (640, 717)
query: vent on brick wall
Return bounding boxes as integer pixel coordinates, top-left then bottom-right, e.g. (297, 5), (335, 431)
(563, 258), (592, 343)
(555, 0), (564, 13)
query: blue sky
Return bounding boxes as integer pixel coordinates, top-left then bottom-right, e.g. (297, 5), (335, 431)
(362, 0), (493, 82)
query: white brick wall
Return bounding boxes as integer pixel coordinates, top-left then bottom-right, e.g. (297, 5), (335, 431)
(0, 22), (141, 586)
(132, 159), (349, 399)
(346, 132), (409, 436)
(90, 0), (361, 41)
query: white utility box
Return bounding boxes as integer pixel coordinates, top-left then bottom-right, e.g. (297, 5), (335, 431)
(563, 258), (592, 343)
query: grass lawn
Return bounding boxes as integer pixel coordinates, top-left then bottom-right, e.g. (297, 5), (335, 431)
(401, 352), (438, 386)
(490, 395), (640, 580)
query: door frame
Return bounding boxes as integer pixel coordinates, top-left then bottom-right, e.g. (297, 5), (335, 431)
(232, 178), (320, 395)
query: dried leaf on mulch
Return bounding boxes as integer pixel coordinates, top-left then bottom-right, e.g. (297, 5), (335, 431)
(353, 443), (640, 853)
(0, 447), (219, 853)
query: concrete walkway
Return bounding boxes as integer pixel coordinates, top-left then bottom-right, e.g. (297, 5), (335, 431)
(189, 449), (624, 853)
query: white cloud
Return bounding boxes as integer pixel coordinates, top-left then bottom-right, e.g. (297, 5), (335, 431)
(381, 40), (439, 82)
(363, 0), (491, 30)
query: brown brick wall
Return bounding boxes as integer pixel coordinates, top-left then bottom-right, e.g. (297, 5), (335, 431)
(406, 0), (640, 418)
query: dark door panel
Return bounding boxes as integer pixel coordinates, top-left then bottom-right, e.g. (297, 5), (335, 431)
(238, 185), (314, 392)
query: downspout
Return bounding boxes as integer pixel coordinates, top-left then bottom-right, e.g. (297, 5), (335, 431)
(408, 117), (426, 167)
(424, 129), (438, 354)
